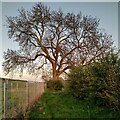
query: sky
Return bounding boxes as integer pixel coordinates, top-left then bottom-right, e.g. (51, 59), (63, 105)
(0, 2), (119, 80)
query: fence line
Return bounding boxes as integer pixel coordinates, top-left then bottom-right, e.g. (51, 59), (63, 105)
(1, 78), (45, 119)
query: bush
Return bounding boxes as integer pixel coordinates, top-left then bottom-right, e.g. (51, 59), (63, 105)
(90, 53), (120, 110)
(47, 80), (63, 91)
(68, 51), (120, 111)
(68, 65), (92, 100)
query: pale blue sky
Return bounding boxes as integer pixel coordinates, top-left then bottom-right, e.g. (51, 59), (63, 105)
(0, 2), (118, 78)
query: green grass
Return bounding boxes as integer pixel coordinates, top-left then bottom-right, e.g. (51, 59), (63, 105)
(28, 89), (120, 119)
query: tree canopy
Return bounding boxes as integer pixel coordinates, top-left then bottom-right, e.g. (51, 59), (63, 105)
(3, 3), (113, 80)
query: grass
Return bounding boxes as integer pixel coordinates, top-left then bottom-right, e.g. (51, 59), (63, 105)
(28, 89), (120, 119)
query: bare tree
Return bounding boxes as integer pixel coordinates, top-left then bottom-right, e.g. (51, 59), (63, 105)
(3, 3), (113, 80)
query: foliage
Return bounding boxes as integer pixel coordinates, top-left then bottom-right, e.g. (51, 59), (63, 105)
(68, 51), (120, 111)
(3, 3), (113, 80)
(28, 89), (120, 118)
(47, 80), (63, 91)
(67, 65), (91, 99)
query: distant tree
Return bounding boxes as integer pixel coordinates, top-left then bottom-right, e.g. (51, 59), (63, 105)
(3, 3), (113, 80)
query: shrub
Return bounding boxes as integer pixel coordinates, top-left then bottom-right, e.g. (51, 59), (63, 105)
(47, 80), (63, 91)
(90, 52), (120, 110)
(68, 65), (92, 100)
(68, 51), (120, 111)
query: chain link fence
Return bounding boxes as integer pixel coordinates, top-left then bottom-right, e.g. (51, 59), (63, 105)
(0, 78), (45, 119)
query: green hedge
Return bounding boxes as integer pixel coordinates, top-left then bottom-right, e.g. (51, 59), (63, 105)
(68, 52), (120, 111)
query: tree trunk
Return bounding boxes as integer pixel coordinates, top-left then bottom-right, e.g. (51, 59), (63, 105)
(52, 64), (59, 80)
(53, 73), (59, 80)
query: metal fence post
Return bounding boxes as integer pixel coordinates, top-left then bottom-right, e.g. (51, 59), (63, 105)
(0, 78), (2, 120)
(26, 82), (29, 109)
(4, 79), (8, 119)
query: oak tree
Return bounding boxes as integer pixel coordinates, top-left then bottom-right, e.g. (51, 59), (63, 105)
(3, 3), (113, 80)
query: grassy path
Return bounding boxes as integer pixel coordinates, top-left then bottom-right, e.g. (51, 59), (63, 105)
(28, 89), (120, 119)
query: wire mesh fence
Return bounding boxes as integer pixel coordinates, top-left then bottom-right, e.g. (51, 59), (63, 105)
(0, 78), (45, 119)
